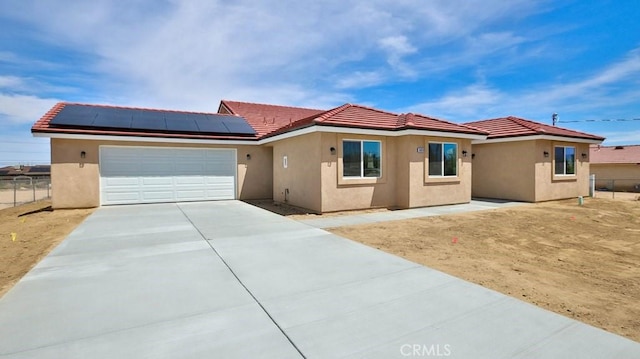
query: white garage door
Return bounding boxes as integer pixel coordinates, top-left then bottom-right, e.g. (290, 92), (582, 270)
(100, 146), (236, 205)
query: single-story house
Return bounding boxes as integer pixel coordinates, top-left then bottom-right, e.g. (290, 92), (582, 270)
(590, 144), (640, 192)
(0, 165), (51, 179)
(464, 116), (604, 202)
(32, 101), (488, 211)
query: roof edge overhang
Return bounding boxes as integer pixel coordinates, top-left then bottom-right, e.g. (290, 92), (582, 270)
(33, 132), (262, 146)
(472, 134), (604, 145)
(259, 124), (487, 144)
(34, 124), (488, 145)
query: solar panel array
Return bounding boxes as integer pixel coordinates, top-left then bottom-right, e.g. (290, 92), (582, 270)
(28, 167), (51, 173)
(49, 105), (256, 136)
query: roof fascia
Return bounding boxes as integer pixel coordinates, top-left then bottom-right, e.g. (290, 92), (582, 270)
(33, 132), (261, 145)
(259, 125), (486, 144)
(473, 135), (604, 145)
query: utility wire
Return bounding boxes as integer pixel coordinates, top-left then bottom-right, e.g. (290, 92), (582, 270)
(558, 118), (640, 123)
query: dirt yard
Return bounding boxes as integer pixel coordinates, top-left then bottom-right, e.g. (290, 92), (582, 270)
(0, 201), (94, 298)
(330, 198), (640, 342)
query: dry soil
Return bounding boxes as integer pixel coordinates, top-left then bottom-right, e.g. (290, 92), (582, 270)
(0, 200), (94, 297)
(330, 198), (640, 342)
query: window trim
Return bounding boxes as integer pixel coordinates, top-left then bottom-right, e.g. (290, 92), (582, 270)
(342, 139), (382, 179)
(428, 141), (458, 178)
(554, 145), (576, 176)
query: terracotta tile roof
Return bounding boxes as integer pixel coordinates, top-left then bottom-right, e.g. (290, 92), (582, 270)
(219, 100), (325, 137)
(35, 100), (486, 142)
(264, 103), (487, 138)
(465, 116), (605, 141)
(32, 102), (261, 141)
(590, 144), (640, 164)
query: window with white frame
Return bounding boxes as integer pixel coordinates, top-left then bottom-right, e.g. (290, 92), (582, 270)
(428, 142), (457, 177)
(554, 146), (575, 175)
(343, 140), (381, 178)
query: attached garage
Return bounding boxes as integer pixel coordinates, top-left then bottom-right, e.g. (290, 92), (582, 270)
(100, 146), (236, 205)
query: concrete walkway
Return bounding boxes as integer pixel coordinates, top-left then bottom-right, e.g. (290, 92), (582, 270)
(0, 201), (638, 358)
(298, 199), (527, 228)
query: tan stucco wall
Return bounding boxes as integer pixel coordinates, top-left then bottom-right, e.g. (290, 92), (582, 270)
(316, 134), (472, 212)
(319, 133), (397, 212)
(590, 163), (640, 191)
(271, 133), (322, 212)
(50, 139), (100, 208)
(472, 140), (591, 202)
(50, 138), (272, 209)
(534, 141), (590, 201)
(414, 136), (472, 207)
(471, 141), (536, 202)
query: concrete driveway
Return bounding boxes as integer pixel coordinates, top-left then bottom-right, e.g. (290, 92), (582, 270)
(0, 201), (638, 358)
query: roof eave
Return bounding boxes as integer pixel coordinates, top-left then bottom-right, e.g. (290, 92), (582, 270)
(32, 128), (260, 142)
(473, 134), (605, 144)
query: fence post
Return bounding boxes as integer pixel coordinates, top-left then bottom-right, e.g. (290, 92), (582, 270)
(32, 180), (36, 202)
(13, 180), (17, 207)
(612, 179), (615, 199)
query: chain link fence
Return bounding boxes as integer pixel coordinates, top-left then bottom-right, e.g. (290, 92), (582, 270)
(593, 177), (640, 200)
(0, 176), (52, 209)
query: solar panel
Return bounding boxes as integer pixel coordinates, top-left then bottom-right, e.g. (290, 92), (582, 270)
(194, 116), (230, 133)
(28, 167), (50, 173)
(131, 112), (167, 131)
(93, 108), (133, 129)
(49, 104), (256, 136)
(50, 105), (98, 126)
(164, 112), (200, 132)
(220, 116), (256, 135)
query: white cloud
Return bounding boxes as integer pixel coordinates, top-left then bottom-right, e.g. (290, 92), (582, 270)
(335, 71), (385, 89)
(0, 94), (59, 124)
(0, 0), (555, 109)
(379, 36), (417, 56)
(0, 76), (25, 89)
(598, 130), (640, 146)
(406, 47), (640, 121)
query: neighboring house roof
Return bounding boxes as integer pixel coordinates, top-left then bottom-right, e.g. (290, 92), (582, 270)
(465, 116), (605, 141)
(590, 144), (640, 164)
(0, 165), (50, 177)
(32, 103), (260, 141)
(219, 100), (325, 137)
(260, 103), (488, 138)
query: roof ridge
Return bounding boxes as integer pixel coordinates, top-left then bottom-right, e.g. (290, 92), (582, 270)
(412, 113), (489, 134)
(221, 99), (325, 112)
(506, 116), (549, 133)
(313, 103), (353, 122)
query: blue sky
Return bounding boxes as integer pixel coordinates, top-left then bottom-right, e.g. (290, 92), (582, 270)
(1, 0), (639, 166)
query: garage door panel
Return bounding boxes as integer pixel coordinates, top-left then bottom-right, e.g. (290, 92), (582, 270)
(100, 147), (236, 205)
(103, 191), (143, 202)
(102, 177), (140, 186)
(141, 191), (175, 201)
(175, 176), (207, 185)
(141, 177), (174, 186)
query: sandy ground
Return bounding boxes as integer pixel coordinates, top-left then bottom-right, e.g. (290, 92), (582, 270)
(330, 198), (640, 342)
(0, 189), (52, 210)
(0, 200), (94, 298)
(594, 190), (640, 201)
